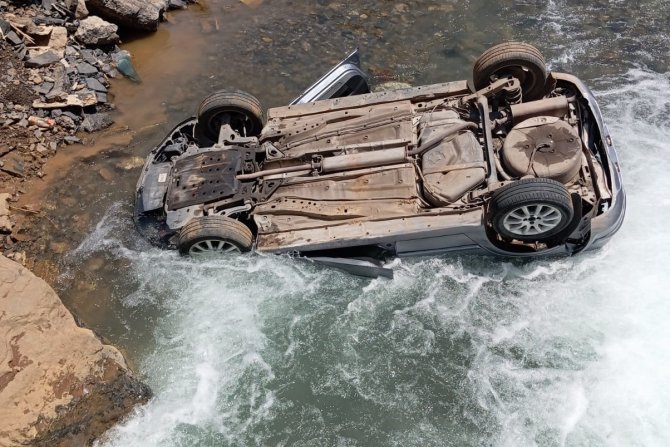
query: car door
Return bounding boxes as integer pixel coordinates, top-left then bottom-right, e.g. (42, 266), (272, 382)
(290, 49), (371, 105)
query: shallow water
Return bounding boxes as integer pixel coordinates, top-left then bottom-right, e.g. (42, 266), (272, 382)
(27, 0), (670, 445)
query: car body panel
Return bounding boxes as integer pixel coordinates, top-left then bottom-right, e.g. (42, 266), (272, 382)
(290, 49), (370, 105)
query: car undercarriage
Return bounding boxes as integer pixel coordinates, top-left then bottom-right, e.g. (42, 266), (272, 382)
(135, 43), (625, 277)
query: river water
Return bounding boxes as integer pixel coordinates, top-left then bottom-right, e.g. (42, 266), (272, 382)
(26, 0), (670, 445)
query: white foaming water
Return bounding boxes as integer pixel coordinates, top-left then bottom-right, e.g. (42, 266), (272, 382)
(91, 70), (670, 447)
(74, 48), (670, 447)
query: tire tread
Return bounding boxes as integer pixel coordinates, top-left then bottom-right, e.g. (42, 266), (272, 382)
(178, 216), (253, 255)
(488, 178), (574, 242)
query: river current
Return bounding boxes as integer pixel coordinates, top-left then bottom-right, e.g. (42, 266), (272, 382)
(35, 0), (670, 445)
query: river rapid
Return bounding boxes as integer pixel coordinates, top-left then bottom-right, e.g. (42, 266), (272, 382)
(34, 0), (670, 446)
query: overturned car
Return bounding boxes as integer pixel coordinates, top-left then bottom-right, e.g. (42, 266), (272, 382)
(135, 43), (625, 277)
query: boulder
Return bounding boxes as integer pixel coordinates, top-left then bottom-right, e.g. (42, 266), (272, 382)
(80, 112), (113, 132)
(0, 255), (151, 446)
(74, 16), (119, 46)
(86, 0), (161, 31)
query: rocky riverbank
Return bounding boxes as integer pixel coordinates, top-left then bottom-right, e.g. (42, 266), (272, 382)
(0, 0), (193, 262)
(0, 0), (199, 445)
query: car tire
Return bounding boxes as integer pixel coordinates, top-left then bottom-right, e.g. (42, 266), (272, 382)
(473, 42), (548, 101)
(488, 178), (574, 243)
(195, 89), (265, 142)
(178, 215), (254, 256)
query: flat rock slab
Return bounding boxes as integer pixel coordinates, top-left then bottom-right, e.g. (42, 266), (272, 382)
(76, 61), (98, 75)
(4, 31), (23, 46)
(0, 255), (151, 446)
(25, 50), (61, 68)
(86, 77), (107, 92)
(0, 153), (25, 178)
(33, 91), (97, 109)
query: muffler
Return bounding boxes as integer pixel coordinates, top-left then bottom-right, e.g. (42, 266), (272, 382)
(510, 96), (570, 124)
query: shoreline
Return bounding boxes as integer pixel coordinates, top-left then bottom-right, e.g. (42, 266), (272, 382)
(1, 0), (195, 263)
(0, 0), (198, 445)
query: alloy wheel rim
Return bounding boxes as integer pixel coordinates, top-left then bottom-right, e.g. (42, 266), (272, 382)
(188, 239), (240, 256)
(502, 204), (562, 236)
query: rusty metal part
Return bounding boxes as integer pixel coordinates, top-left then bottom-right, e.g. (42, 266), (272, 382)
(271, 164), (416, 200)
(477, 96), (499, 185)
(408, 121), (478, 156)
(460, 77), (522, 103)
(321, 146), (407, 173)
(502, 116), (582, 183)
(510, 96), (569, 124)
(266, 80), (471, 121)
(167, 149), (245, 210)
(237, 146), (408, 181)
(236, 163), (313, 181)
(253, 164), (420, 235)
(328, 138), (408, 154)
(420, 129), (487, 205)
(266, 101), (415, 158)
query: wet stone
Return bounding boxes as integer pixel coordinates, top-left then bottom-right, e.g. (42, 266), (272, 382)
(80, 113), (113, 132)
(95, 92), (108, 104)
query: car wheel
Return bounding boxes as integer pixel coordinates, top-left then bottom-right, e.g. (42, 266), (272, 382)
(195, 89), (265, 142)
(473, 42), (548, 101)
(178, 215), (253, 256)
(488, 178), (573, 243)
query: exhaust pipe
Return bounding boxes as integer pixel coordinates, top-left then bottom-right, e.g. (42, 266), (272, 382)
(237, 146), (408, 181)
(510, 96), (570, 124)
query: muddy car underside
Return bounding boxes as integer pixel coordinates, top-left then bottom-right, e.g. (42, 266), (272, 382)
(135, 43), (624, 274)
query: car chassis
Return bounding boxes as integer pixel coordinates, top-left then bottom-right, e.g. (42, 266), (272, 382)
(135, 44), (625, 277)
